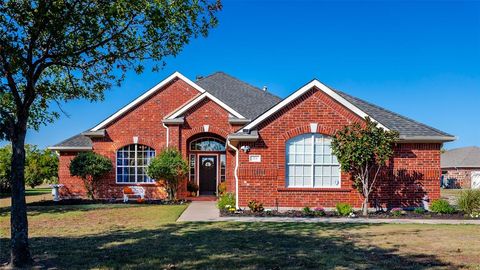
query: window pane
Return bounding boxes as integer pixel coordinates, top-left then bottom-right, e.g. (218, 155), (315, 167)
(190, 137), (225, 151)
(117, 144), (155, 183)
(286, 134), (341, 188)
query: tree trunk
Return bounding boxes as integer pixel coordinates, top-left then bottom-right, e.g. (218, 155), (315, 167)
(362, 196), (369, 216)
(9, 121), (33, 267)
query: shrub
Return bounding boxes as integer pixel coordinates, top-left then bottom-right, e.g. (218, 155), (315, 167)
(187, 181), (199, 194)
(69, 152), (112, 199)
(247, 200), (264, 212)
(336, 202), (353, 216)
(303, 206), (314, 216)
(414, 207), (426, 214)
(314, 207), (326, 217)
(218, 182), (227, 195)
(457, 189), (480, 215)
(217, 192), (235, 210)
(390, 207), (404, 217)
(147, 148), (188, 200)
(430, 199), (455, 214)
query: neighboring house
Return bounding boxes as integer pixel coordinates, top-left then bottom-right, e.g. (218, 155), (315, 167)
(441, 146), (480, 189)
(50, 71), (455, 209)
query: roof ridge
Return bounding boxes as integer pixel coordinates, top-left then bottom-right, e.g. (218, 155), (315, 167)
(333, 89), (453, 137)
(199, 71), (282, 101)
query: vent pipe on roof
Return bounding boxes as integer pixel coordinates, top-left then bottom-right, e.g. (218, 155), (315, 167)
(262, 86), (267, 92)
(196, 75), (203, 80)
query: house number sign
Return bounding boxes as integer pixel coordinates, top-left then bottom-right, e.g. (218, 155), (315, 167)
(249, 155), (261, 163)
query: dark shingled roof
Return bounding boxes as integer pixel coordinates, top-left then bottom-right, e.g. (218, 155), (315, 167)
(51, 133), (92, 148)
(51, 72), (454, 149)
(441, 146), (480, 168)
(332, 89), (453, 138)
(196, 72), (282, 119)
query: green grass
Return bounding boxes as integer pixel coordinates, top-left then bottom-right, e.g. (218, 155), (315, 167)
(0, 187), (51, 199)
(1, 202), (479, 269)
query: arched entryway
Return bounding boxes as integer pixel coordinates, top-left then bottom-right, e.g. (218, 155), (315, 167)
(187, 133), (226, 195)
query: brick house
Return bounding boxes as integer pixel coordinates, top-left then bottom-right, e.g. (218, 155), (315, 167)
(441, 146), (480, 189)
(50, 71), (455, 209)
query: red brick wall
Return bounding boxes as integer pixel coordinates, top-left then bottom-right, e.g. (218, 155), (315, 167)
(442, 168), (479, 188)
(235, 88), (442, 209)
(59, 79), (200, 199)
(58, 78), (239, 199)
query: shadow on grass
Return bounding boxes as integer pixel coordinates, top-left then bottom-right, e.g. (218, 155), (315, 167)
(0, 203), (140, 217)
(0, 222), (456, 269)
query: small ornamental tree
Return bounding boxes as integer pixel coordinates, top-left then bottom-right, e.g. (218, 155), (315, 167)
(147, 148), (188, 201)
(69, 152), (112, 200)
(331, 117), (399, 216)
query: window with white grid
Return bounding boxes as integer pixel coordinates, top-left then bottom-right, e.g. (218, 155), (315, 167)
(286, 134), (340, 188)
(116, 144), (155, 183)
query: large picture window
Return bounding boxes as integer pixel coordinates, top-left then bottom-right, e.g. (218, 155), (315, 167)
(117, 144), (155, 183)
(286, 134), (340, 188)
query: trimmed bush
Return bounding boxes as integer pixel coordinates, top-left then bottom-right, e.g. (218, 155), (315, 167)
(414, 207), (426, 214)
(147, 148), (188, 200)
(248, 200), (264, 212)
(336, 202), (353, 216)
(217, 192), (235, 210)
(457, 189), (480, 215)
(430, 199), (455, 214)
(69, 152), (112, 199)
(390, 207), (404, 217)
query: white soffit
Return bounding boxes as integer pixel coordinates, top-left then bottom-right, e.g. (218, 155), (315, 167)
(91, 71), (207, 131)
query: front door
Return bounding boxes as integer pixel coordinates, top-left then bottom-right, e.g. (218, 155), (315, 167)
(199, 155), (217, 195)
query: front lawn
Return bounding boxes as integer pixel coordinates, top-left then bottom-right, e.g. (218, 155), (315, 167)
(1, 203), (479, 269)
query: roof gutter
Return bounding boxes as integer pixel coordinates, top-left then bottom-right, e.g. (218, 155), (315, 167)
(228, 117), (251, 125)
(81, 129), (106, 138)
(227, 130), (259, 142)
(47, 146), (92, 151)
(162, 117), (185, 125)
(398, 135), (456, 143)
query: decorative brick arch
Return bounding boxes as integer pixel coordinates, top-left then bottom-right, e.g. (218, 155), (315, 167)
(281, 124), (337, 141)
(183, 126), (229, 140)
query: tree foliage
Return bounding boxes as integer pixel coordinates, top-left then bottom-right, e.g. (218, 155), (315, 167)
(25, 146), (58, 188)
(69, 151), (112, 200)
(0, 0), (220, 265)
(0, 144), (58, 191)
(331, 117), (399, 216)
(147, 148), (188, 200)
(0, 0), (221, 137)
(0, 145), (12, 193)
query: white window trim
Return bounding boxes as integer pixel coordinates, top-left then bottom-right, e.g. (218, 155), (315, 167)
(286, 133), (341, 188)
(116, 144), (156, 185)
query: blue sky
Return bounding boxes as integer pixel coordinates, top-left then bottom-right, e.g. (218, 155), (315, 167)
(12, 1), (480, 149)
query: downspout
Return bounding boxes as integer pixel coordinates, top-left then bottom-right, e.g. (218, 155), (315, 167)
(226, 138), (240, 209)
(162, 122), (169, 147)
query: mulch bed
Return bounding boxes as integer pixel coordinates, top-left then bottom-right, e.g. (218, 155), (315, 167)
(26, 198), (188, 207)
(220, 209), (478, 220)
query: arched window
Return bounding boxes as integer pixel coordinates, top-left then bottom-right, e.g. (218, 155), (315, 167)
(286, 134), (340, 188)
(117, 144), (155, 183)
(189, 137), (226, 151)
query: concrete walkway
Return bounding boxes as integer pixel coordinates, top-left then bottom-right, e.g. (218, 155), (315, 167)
(177, 202), (480, 224)
(177, 201), (220, 221)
